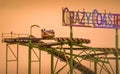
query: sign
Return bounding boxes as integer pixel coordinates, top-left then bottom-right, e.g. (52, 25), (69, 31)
(62, 7), (120, 29)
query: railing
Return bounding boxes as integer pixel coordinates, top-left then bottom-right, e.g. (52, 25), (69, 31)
(1, 32), (29, 43)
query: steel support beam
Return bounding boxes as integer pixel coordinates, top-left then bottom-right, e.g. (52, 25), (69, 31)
(70, 11), (73, 74)
(115, 28), (119, 74)
(28, 40), (32, 74)
(6, 44), (8, 74)
(51, 53), (54, 74)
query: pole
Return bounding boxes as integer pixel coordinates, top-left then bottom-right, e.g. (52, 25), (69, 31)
(70, 12), (73, 74)
(115, 28), (119, 74)
(94, 62), (97, 74)
(6, 44), (8, 74)
(51, 53), (54, 74)
(17, 44), (19, 74)
(28, 39), (32, 74)
(29, 25), (39, 74)
(39, 50), (41, 74)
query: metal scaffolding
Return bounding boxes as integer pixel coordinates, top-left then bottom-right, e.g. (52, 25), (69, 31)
(2, 28), (120, 74)
(6, 44), (19, 74)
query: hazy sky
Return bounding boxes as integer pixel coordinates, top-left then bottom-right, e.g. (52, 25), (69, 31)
(0, 0), (120, 74)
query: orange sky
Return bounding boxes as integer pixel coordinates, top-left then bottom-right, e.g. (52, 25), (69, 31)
(0, 0), (120, 74)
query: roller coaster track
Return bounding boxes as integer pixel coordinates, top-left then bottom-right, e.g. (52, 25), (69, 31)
(20, 42), (94, 74)
(2, 33), (120, 74)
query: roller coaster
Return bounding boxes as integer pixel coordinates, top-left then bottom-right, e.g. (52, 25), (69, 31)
(2, 25), (120, 74)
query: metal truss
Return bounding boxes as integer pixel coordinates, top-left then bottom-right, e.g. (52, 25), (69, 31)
(6, 44), (19, 74)
(2, 28), (120, 74)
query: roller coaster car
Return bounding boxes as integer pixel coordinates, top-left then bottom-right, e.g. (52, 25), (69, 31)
(41, 29), (55, 39)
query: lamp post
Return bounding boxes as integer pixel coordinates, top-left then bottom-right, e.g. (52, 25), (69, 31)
(28, 25), (40, 74)
(30, 25), (40, 37)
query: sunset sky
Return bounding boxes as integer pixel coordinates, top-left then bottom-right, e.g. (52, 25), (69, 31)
(0, 0), (120, 74)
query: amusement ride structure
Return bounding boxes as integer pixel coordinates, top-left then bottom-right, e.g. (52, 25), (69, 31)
(2, 24), (120, 74)
(2, 7), (120, 74)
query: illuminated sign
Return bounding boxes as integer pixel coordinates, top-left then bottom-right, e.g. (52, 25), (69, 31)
(62, 7), (120, 29)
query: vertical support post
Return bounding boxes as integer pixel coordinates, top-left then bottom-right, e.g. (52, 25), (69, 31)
(39, 50), (41, 74)
(6, 44), (8, 74)
(17, 44), (19, 74)
(94, 62), (97, 74)
(28, 39), (32, 74)
(51, 53), (54, 74)
(70, 11), (73, 74)
(115, 28), (119, 74)
(29, 25), (39, 74)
